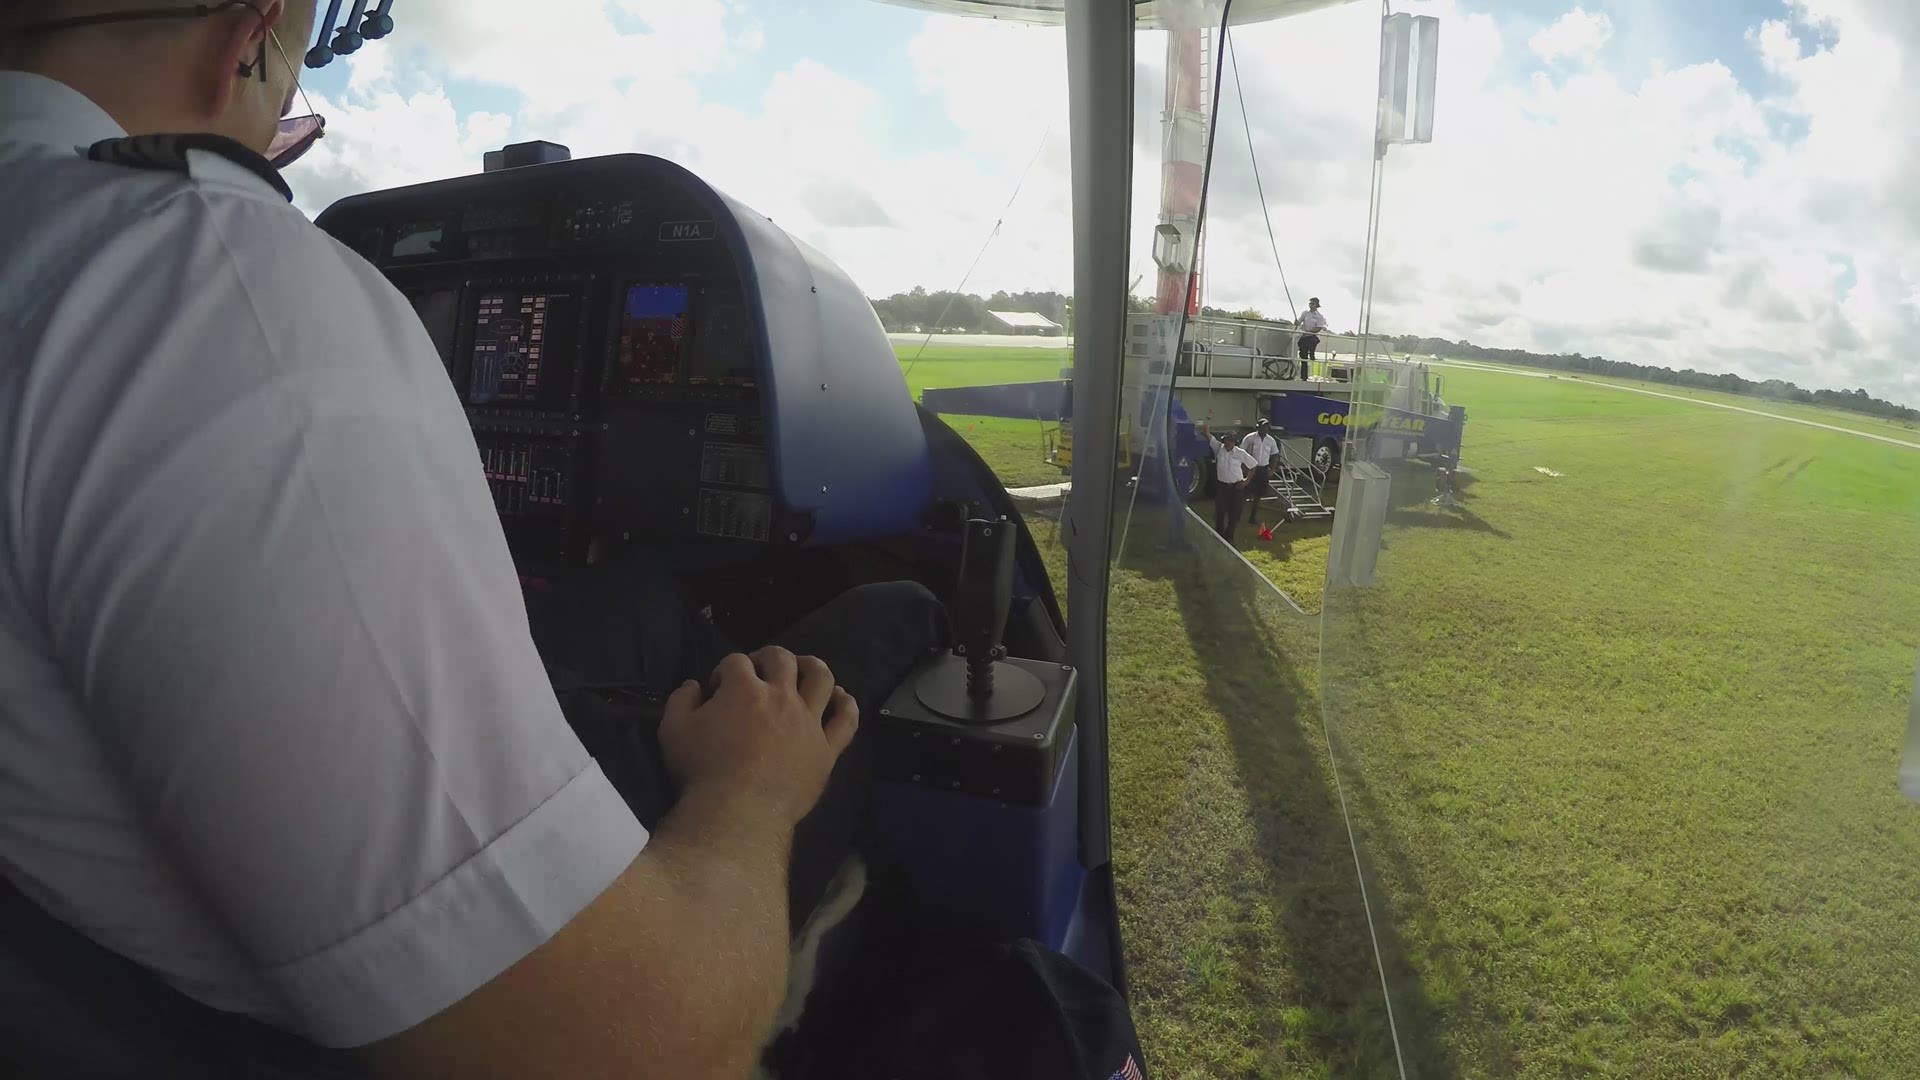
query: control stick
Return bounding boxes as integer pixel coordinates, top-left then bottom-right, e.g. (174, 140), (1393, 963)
(915, 518), (1046, 724)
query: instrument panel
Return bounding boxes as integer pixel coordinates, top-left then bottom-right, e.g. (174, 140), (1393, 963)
(321, 152), (934, 576)
(372, 182), (776, 569)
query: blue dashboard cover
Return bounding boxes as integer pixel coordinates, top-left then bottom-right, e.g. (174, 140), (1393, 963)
(675, 160), (935, 543)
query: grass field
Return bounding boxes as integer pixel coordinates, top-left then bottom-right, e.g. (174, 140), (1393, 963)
(1439, 357), (1920, 444)
(899, 345), (1069, 490)
(906, 344), (1920, 1077)
(1320, 368), (1920, 1077)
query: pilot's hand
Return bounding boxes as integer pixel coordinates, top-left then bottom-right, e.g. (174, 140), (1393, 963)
(659, 647), (858, 828)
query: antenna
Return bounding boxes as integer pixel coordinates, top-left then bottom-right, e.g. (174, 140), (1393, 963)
(305, 0), (343, 67)
(306, 0), (399, 69)
(333, 0), (372, 56)
(362, 0), (396, 40)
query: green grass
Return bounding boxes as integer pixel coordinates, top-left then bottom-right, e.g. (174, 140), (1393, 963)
(897, 344), (1069, 489)
(920, 345), (1920, 1076)
(1316, 368), (1920, 1076)
(1439, 357), (1920, 444)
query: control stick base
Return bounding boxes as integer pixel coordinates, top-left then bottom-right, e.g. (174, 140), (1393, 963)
(914, 654), (1045, 724)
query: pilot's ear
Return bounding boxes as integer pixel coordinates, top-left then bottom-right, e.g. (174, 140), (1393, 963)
(201, 0), (283, 117)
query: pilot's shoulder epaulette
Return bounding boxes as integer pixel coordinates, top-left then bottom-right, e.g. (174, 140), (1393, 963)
(85, 133), (293, 204)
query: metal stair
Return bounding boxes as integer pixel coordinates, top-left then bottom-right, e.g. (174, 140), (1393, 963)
(1271, 466), (1333, 520)
(1267, 444), (1335, 521)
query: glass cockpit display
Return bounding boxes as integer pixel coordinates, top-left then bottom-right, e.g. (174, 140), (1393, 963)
(467, 290), (574, 406)
(608, 283), (756, 393)
(612, 284), (691, 389)
(688, 295), (753, 385)
(409, 288), (461, 374)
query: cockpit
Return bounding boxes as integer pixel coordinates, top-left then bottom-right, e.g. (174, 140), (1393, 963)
(315, 145), (1100, 964)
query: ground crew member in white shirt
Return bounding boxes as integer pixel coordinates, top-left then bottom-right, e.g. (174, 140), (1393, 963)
(1240, 418), (1281, 527)
(1203, 420), (1259, 542)
(1297, 296), (1329, 371)
(0, 3), (850, 1075)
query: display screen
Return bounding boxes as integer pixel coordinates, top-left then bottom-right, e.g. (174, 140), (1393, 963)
(410, 289), (461, 374)
(611, 284), (691, 389)
(689, 295), (755, 385)
(469, 291), (572, 405)
(393, 221), (448, 259)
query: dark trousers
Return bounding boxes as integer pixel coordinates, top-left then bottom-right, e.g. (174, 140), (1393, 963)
(1297, 333), (1320, 360)
(1246, 464), (1271, 523)
(1212, 481), (1244, 541)
(525, 558), (949, 931)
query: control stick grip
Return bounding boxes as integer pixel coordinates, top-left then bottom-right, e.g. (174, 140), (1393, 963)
(952, 518), (1016, 697)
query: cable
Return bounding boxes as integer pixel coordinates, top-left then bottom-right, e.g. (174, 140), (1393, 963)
(1357, 0), (1392, 360)
(1226, 31), (1299, 324)
(901, 126), (1054, 382)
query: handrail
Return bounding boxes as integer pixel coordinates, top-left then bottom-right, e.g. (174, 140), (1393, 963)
(1275, 439), (1328, 504)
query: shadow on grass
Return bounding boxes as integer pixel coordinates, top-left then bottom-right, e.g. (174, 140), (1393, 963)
(1371, 461), (1511, 541)
(1385, 506), (1512, 540)
(1123, 509), (1457, 1078)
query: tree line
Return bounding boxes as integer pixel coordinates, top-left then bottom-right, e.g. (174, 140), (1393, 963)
(870, 288), (1069, 333)
(1385, 335), (1918, 425)
(870, 289), (1268, 332)
(867, 289), (1914, 422)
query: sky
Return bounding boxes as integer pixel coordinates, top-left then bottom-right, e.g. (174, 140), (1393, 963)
(293, 0), (1920, 404)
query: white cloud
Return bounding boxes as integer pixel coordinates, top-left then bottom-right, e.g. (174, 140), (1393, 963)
(287, 0), (1920, 404)
(1529, 7), (1615, 65)
(1183, 0), (1920, 402)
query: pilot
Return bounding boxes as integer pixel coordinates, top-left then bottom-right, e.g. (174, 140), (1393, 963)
(0, 3), (931, 1076)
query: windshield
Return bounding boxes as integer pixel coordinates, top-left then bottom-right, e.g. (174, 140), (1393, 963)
(296, 1), (1920, 1074)
(1116, 1), (1920, 1074)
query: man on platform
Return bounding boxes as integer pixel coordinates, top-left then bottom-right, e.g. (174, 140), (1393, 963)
(1297, 297), (1329, 373)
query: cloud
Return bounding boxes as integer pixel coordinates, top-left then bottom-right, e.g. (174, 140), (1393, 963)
(1530, 7), (1615, 65)
(286, 0), (1920, 406)
(1182, 0), (1920, 403)
(801, 179), (899, 229)
(1631, 204), (1722, 274)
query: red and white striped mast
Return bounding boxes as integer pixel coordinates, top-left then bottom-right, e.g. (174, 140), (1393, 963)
(869, 1), (1363, 323)
(1157, 23), (1209, 317)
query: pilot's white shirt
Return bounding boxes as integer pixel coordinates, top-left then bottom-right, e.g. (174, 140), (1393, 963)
(0, 72), (646, 1049)
(1299, 308), (1329, 333)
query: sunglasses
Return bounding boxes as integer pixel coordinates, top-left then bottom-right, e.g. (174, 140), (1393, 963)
(265, 24), (326, 168)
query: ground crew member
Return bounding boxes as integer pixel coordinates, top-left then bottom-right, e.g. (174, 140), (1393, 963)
(1204, 420), (1258, 542)
(1241, 418), (1281, 526)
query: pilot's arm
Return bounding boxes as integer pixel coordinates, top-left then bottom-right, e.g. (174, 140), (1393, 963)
(20, 176), (832, 1076)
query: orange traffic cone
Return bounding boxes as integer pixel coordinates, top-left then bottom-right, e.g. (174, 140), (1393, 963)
(1258, 524), (1274, 542)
